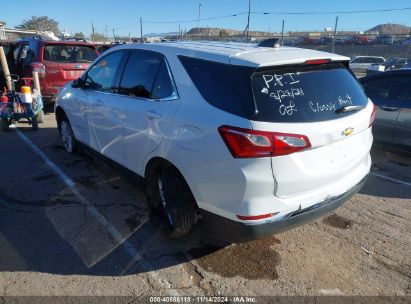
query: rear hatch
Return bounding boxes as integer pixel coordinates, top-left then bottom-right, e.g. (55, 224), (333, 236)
(250, 62), (373, 199)
(42, 43), (98, 92)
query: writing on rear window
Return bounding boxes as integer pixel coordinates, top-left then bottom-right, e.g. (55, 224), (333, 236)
(251, 64), (368, 122)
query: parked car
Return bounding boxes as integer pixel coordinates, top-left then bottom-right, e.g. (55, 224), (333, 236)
(55, 42), (374, 242)
(94, 43), (112, 54)
(366, 58), (411, 75)
(345, 35), (368, 45)
(375, 35), (394, 45)
(360, 70), (411, 153)
(8, 37), (99, 103)
(349, 56), (386, 73)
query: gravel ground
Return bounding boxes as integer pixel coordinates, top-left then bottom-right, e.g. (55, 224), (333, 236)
(0, 111), (409, 299)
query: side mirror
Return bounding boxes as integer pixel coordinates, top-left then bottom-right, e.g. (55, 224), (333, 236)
(72, 78), (85, 89)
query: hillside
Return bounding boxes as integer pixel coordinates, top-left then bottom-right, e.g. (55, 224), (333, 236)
(366, 23), (411, 35)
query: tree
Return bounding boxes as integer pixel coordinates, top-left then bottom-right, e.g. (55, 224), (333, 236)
(17, 16), (60, 35)
(91, 32), (106, 42)
(74, 32), (85, 39)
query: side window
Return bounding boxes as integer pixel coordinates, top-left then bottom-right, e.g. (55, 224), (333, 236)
(118, 51), (162, 98)
(84, 51), (123, 92)
(13, 44), (22, 63)
(151, 59), (175, 99)
(363, 76), (408, 101)
(18, 43), (30, 64)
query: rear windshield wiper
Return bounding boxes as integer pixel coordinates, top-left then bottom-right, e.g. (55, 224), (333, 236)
(336, 105), (365, 114)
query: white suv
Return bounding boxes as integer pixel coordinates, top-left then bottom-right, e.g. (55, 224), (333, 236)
(55, 42), (375, 242)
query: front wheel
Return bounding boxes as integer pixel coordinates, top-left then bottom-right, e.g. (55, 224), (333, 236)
(59, 118), (76, 153)
(148, 166), (197, 237)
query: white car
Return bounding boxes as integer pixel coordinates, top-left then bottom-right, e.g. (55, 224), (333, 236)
(55, 42), (374, 242)
(349, 56), (386, 73)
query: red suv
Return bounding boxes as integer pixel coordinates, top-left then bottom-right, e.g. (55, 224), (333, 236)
(9, 38), (99, 103)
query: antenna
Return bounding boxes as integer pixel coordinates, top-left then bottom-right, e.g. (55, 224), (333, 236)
(241, 0), (251, 42)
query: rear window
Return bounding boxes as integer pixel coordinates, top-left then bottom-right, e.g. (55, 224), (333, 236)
(180, 57), (368, 123)
(251, 63), (369, 122)
(43, 45), (98, 63)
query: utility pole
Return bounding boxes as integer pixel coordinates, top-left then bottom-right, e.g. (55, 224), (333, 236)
(112, 28), (116, 42)
(178, 24), (181, 40)
(91, 21), (95, 42)
(105, 25), (108, 42)
(140, 17), (143, 42)
(197, 3), (202, 36)
(281, 20), (285, 46)
(331, 16), (339, 53)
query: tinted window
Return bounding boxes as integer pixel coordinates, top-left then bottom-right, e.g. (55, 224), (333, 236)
(119, 51), (163, 98)
(352, 58), (363, 63)
(368, 57), (385, 64)
(251, 63), (369, 122)
(84, 51), (123, 92)
(362, 76), (411, 101)
(179, 56), (253, 118)
(44, 45), (97, 63)
(151, 59), (175, 99)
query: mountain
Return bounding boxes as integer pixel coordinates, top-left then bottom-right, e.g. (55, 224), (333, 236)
(366, 23), (411, 35)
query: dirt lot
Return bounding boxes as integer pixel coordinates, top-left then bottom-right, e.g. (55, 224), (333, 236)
(0, 111), (410, 299)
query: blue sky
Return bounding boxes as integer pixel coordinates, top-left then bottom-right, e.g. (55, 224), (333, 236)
(3, 0), (411, 36)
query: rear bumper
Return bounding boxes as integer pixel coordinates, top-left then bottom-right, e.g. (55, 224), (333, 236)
(201, 175), (368, 243)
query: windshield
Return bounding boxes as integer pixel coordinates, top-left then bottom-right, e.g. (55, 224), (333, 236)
(251, 63), (369, 122)
(43, 45), (98, 63)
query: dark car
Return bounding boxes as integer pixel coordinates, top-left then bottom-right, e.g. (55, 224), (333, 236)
(8, 37), (99, 103)
(360, 70), (411, 152)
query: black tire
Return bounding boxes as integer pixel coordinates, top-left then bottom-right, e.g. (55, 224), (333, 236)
(31, 115), (38, 130)
(147, 165), (197, 238)
(1, 119), (9, 131)
(58, 117), (77, 154)
(37, 110), (45, 123)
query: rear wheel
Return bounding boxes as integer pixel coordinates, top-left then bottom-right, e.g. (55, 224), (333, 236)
(1, 119), (9, 131)
(147, 166), (197, 237)
(59, 118), (76, 153)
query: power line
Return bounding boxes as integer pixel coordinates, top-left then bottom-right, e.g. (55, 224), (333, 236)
(112, 7), (411, 30)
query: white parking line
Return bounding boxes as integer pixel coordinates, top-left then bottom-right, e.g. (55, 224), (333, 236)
(371, 172), (411, 187)
(16, 129), (179, 294)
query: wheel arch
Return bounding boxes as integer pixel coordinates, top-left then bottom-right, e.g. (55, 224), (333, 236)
(144, 156), (199, 209)
(55, 106), (67, 132)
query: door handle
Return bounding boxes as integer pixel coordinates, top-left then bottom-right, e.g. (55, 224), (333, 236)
(380, 105), (400, 112)
(145, 111), (161, 120)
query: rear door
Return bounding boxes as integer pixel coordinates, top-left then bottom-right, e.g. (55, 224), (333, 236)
(117, 50), (180, 176)
(361, 74), (406, 145)
(250, 63), (372, 200)
(393, 76), (411, 150)
(42, 43), (98, 95)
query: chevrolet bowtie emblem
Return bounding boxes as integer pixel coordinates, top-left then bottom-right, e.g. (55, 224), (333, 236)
(342, 128), (354, 136)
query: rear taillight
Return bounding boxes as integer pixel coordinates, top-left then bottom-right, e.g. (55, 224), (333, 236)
(218, 126), (311, 158)
(369, 102), (377, 128)
(30, 62), (46, 78)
